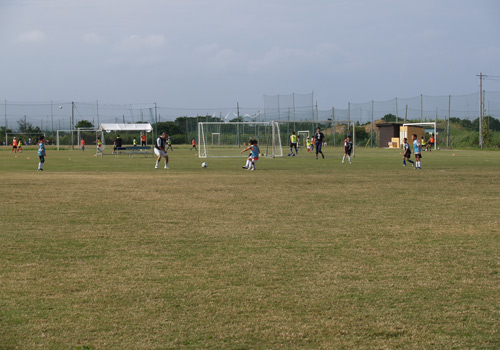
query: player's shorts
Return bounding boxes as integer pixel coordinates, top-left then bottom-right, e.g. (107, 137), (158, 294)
(315, 141), (322, 152)
(415, 153), (422, 159)
(12, 145), (17, 149)
(251, 156), (259, 162)
(404, 151), (411, 158)
(344, 149), (351, 155)
(154, 148), (167, 157)
(39, 155), (45, 163)
(290, 142), (297, 148)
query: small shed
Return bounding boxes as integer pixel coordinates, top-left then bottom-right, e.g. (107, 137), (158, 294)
(376, 123), (402, 148)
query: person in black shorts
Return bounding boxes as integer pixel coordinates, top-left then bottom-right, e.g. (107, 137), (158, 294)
(402, 137), (414, 167)
(314, 127), (325, 159)
(342, 135), (353, 164)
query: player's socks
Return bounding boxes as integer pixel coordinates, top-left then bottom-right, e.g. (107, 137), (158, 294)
(403, 159), (406, 166)
(349, 156), (351, 164)
(342, 155), (345, 163)
(155, 161), (159, 169)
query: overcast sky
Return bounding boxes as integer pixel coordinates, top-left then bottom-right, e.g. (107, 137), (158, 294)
(1, 0), (499, 110)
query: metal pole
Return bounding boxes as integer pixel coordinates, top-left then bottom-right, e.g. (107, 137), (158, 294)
(71, 102), (75, 150)
(479, 73), (483, 149)
(395, 97), (398, 121)
(420, 94), (423, 122)
(371, 100), (374, 147)
(4, 100), (7, 146)
(446, 95), (451, 147)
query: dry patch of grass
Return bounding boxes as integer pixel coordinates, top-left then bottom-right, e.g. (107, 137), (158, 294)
(0, 148), (499, 349)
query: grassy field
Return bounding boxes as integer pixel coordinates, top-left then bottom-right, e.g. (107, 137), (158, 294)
(0, 145), (499, 349)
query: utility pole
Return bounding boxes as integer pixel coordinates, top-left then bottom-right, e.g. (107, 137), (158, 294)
(447, 95), (451, 147)
(71, 102), (75, 150)
(477, 73), (486, 149)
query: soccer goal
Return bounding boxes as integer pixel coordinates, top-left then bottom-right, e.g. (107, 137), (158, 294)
(402, 122), (437, 150)
(198, 121), (283, 158)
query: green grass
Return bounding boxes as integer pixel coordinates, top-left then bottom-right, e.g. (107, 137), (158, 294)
(0, 146), (499, 349)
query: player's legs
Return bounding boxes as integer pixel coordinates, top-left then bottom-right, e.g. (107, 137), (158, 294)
(38, 155), (44, 170)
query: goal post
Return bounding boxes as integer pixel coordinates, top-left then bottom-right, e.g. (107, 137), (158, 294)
(198, 121), (283, 158)
(402, 122), (437, 150)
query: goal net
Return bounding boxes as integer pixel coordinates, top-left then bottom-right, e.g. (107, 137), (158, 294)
(402, 122), (437, 150)
(198, 121), (283, 158)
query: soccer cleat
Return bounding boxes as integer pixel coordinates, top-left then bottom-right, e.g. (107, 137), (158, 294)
(155, 165), (158, 169)
(322, 154), (325, 159)
(164, 165), (169, 169)
(242, 166), (247, 169)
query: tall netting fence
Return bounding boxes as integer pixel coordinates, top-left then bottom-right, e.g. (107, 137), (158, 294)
(263, 92), (314, 122)
(2, 92), (500, 148)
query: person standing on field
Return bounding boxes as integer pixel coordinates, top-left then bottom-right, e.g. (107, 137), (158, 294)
(37, 135), (46, 171)
(314, 127), (325, 159)
(80, 138), (85, 151)
(412, 134), (422, 170)
(402, 137), (414, 167)
(154, 132), (169, 169)
(342, 135), (353, 164)
(289, 131), (298, 156)
(141, 133), (147, 146)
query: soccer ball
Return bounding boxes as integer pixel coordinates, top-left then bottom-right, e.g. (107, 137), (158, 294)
(201, 162), (208, 168)
(59, 105), (63, 109)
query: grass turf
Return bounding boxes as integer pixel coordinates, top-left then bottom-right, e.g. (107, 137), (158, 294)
(0, 146), (499, 349)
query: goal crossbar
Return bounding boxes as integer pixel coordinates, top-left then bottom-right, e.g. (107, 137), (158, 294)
(403, 122), (437, 150)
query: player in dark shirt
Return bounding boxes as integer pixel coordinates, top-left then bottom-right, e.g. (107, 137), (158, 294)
(314, 127), (325, 159)
(342, 135), (353, 164)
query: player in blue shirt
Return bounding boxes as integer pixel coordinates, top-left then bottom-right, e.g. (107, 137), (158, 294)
(37, 135), (46, 171)
(412, 134), (422, 169)
(402, 137), (414, 167)
(241, 139), (260, 171)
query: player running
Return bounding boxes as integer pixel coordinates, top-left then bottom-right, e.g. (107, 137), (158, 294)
(412, 134), (422, 169)
(11, 137), (18, 153)
(154, 132), (169, 169)
(402, 137), (414, 167)
(240, 139), (260, 171)
(342, 135), (353, 164)
(314, 127), (325, 159)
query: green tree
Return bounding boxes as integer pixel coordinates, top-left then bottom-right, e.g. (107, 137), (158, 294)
(75, 120), (94, 129)
(381, 114), (403, 123)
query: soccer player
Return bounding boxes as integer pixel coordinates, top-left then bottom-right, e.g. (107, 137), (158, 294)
(426, 133), (435, 151)
(306, 137), (311, 152)
(154, 132), (169, 169)
(421, 136), (426, 151)
(402, 137), (414, 167)
(96, 138), (102, 152)
(342, 135), (353, 164)
(37, 135), (46, 171)
(11, 137), (18, 153)
(141, 133), (147, 146)
(289, 131), (298, 156)
(240, 139), (260, 171)
(314, 127), (325, 159)
(167, 136), (173, 151)
(80, 138), (85, 151)
(190, 138), (197, 151)
(412, 134), (422, 169)
(133, 137), (137, 146)
(113, 135), (123, 154)
(17, 138), (23, 153)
